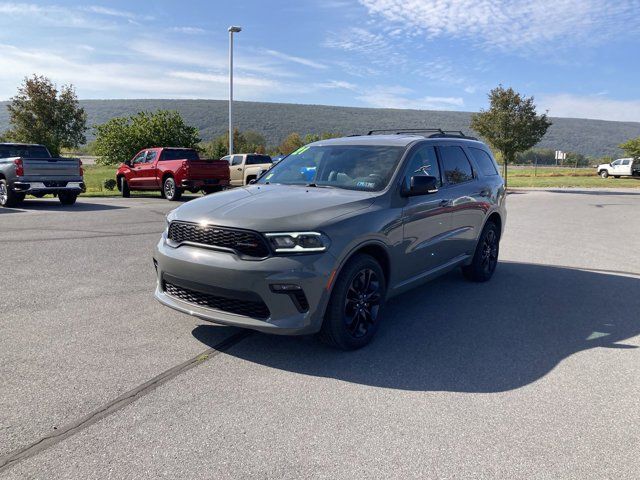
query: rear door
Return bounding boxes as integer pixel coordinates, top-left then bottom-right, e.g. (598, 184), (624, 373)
(400, 143), (454, 281)
(619, 159), (632, 175)
(437, 144), (485, 257)
(230, 155), (244, 185)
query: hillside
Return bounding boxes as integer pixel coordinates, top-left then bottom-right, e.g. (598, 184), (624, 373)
(1, 99), (638, 158)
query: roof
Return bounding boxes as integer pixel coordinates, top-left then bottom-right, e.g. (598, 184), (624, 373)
(312, 134), (484, 148)
(0, 142), (45, 147)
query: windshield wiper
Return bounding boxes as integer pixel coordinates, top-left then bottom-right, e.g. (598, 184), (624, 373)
(305, 183), (335, 188)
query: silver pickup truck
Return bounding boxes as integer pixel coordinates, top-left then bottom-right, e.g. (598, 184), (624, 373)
(0, 143), (84, 207)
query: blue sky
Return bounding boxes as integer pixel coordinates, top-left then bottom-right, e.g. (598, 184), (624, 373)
(0, 0), (639, 121)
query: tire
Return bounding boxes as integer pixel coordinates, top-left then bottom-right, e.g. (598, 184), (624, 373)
(0, 179), (24, 207)
(202, 186), (222, 195)
(58, 191), (78, 206)
(462, 221), (500, 282)
(319, 254), (386, 350)
(120, 177), (130, 198)
(163, 176), (182, 201)
(599, 170), (609, 178)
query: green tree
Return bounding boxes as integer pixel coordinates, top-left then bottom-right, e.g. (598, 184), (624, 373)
(4, 75), (87, 156)
(471, 86), (552, 186)
(620, 136), (640, 159)
(94, 110), (200, 165)
(279, 132), (304, 155)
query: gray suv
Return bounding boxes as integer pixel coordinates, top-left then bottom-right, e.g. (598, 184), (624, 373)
(154, 129), (506, 349)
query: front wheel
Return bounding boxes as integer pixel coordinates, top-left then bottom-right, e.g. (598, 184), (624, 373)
(163, 177), (182, 201)
(462, 221), (500, 282)
(120, 177), (130, 197)
(319, 254), (386, 350)
(58, 191), (78, 205)
(599, 170), (609, 178)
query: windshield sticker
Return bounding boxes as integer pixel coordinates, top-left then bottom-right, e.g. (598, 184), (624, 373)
(265, 173), (274, 180)
(291, 146), (310, 155)
(356, 181), (376, 189)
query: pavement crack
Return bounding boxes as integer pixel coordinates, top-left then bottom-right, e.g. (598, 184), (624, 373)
(0, 330), (251, 473)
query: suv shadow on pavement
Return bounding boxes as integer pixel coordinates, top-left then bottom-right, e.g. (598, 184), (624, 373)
(192, 262), (639, 393)
(0, 199), (129, 212)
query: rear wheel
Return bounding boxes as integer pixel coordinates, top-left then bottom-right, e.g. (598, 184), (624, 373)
(120, 177), (130, 197)
(58, 191), (78, 206)
(0, 179), (24, 207)
(163, 176), (182, 201)
(599, 170), (609, 178)
(462, 221), (500, 282)
(319, 254), (386, 350)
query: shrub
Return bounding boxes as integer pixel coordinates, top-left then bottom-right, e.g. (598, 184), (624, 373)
(103, 178), (117, 191)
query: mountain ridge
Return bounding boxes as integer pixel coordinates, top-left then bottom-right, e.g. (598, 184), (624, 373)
(1, 99), (638, 157)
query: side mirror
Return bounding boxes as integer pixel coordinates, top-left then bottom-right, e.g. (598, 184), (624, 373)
(404, 175), (439, 196)
(248, 178), (257, 185)
(124, 159), (132, 167)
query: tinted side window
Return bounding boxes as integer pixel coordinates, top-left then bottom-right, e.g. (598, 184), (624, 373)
(403, 145), (441, 187)
(468, 147), (498, 176)
(621, 160), (631, 165)
(439, 146), (474, 185)
(231, 155), (243, 166)
(132, 152), (147, 165)
(246, 155), (272, 165)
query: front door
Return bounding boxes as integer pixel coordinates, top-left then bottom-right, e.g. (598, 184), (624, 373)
(136, 150), (158, 188)
(400, 144), (454, 283)
(128, 151), (148, 187)
(230, 155), (244, 185)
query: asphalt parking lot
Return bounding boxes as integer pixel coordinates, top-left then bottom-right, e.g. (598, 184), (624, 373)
(1, 189), (639, 479)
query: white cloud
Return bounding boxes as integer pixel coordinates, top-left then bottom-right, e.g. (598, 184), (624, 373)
(80, 5), (140, 19)
(358, 0), (640, 53)
(170, 26), (206, 35)
(539, 94), (640, 122)
(315, 80), (358, 90)
(263, 49), (327, 69)
(168, 71), (278, 89)
(357, 85), (464, 110)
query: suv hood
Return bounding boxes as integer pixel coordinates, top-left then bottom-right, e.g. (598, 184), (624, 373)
(172, 184), (377, 231)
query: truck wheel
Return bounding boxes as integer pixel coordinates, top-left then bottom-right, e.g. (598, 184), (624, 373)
(202, 186), (222, 195)
(0, 179), (24, 207)
(462, 221), (499, 282)
(58, 192), (78, 206)
(120, 177), (130, 197)
(319, 254), (386, 350)
(599, 170), (609, 178)
(163, 177), (182, 201)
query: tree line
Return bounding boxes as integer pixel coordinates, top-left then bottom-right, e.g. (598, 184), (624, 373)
(3, 75), (639, 181)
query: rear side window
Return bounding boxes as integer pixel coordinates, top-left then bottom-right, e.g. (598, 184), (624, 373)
(246, 155), (272, 165)
(160, 149), (199, 161)
(621, 159), (631, 166)
(468, 147), (499, 176)
(438, 146), (474, 185)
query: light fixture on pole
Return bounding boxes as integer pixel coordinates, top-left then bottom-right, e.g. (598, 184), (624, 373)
(228, 26), (242, 155)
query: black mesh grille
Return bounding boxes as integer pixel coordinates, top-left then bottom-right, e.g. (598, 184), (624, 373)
(168, 221), (270, 258)
(164, 282), (270, 319)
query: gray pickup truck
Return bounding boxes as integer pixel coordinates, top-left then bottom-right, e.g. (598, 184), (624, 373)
(0, 143), (84, 207)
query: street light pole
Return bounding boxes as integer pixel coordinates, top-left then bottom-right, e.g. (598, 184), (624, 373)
(228, 26), (242, 156)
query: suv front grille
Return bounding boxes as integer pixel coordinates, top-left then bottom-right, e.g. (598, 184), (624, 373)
(164, 282), (271, 319)
(168, 221), (270, 258)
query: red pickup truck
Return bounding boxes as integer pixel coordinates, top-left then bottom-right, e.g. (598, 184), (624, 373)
(116, 147), (230, 201)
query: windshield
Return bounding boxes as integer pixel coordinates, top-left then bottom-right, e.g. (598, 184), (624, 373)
(258, 145), (404, 192)
(0, 145), (51, 158)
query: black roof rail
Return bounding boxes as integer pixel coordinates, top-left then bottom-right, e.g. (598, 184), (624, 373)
(366, 128), (477, 140)
(367, 128), (444, 135)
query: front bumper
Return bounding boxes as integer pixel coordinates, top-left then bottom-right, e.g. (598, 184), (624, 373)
(13, 181), (85, 194)
(153, 234), (337, 335)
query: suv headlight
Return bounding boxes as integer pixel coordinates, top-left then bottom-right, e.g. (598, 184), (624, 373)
(264, 232), (330, 253)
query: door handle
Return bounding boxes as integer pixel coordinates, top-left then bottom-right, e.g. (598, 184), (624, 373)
(237, 168), (242, 171)
(479, 189), (490, 197)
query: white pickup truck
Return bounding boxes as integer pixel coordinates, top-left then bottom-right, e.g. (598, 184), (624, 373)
(221, 154), (272, 186)
(597, 158), (640, 178)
